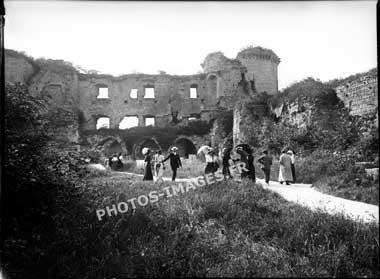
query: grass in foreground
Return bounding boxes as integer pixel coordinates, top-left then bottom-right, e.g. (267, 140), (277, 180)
(55, 171), (380, 278)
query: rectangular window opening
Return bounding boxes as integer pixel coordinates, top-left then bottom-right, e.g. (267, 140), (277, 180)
(190, 87), (197, 98)
(97, 87), (109, 99)
(96, 117), (110, 129)
(145, 116), (155, 127)
(144, 87), (155, 99)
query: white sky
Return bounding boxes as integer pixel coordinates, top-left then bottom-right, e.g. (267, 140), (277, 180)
(4, 0), (377, 90)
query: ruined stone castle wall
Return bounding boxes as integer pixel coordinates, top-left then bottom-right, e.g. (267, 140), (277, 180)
(236, 48), (280, 96)
(336, 75), (378, 116)
(4, 51), (36, 83)
(77, 74), (218, 130)
(5, 54), (36, 84)
(237, 58), (279, 95)
(5, 46), (281, 150)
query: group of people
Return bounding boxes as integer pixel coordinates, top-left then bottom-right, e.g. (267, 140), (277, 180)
(141, 144), (296, 185)
(142, 147), (182, 182)
(105, 153), (124, 170)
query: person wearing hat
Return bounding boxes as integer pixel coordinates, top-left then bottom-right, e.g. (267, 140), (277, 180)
(287, 150), (296, 183)
(222, 147), (232, 179)
(143, 148), (153, 181)
(258, 150), (273, 185)
(163, 146), (182, 181)
(236, 145), (255, 182)
(110, 153), (119, 171)
(278, 148), (293, 185)
(205, 148), (219, 174)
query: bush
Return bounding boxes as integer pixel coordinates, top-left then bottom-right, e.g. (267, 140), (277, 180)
(293, 150), (379, 205)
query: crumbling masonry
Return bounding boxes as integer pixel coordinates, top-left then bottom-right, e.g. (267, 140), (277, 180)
(5, 46), (281, 157)
(5, 47), (377, 158)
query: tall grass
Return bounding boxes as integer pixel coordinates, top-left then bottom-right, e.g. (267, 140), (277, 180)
(58, 172), (380, 278)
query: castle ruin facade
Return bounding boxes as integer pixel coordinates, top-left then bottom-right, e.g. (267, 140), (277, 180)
(5, 46), (281, 158)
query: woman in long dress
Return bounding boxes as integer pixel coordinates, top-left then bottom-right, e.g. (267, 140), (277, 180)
(143, 149), (153, 181)
(153, 150), (165, 183)
(278, 149), (293, 185)
(237, 147), (255, 182)
(205, 148), (218, 174)
(222, 147), (232, 179)
(287, 150), (296, 183)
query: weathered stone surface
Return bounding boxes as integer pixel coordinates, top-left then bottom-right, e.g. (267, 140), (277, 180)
(5, 46), (280, 153)
(236, 46), (280, 96)
(336, 75), (378, 116)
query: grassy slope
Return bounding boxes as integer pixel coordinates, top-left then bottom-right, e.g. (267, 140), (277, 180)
(78, 170), (379, 278)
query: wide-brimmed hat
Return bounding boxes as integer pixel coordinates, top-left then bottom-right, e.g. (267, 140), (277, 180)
(171, 146), (178, 151)
(142, 147), (150, 155)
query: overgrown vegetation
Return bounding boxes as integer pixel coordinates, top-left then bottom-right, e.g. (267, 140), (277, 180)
(2, 79), (379, 278)
(238, 76), (379, 204)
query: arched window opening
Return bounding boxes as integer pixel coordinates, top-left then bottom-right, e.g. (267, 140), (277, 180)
(104, 140), (122, 157)
(130, 89), (138, 99)
(174, 138), (197, 159)
(135, 138), (161, 159)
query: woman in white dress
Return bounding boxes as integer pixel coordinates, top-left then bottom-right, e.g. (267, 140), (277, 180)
(205, 148), (219, 174)
(153, 150), (165, 183)
(278, 149), (293, 185)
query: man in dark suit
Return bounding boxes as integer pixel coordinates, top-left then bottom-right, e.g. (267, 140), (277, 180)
(163, 146), (182, 181)
(258, 150), (273, 185)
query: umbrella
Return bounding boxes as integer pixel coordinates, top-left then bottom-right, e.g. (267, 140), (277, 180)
(235, 143), (252, 154)
(197, 145), (211, 155)
(142, 147), (150, 155)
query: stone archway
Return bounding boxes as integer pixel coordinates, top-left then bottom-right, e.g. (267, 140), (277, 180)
(172, 137), (197, 159)
(97, 136), (127, 157)
(134, 138), (162, 160)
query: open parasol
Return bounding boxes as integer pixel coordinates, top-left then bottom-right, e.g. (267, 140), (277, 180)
(142, 147), (150, 155)
(197, 145), (211, 155)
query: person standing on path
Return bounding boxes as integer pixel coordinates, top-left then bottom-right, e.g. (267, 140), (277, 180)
(236, 146), (255, 182)
(117, 152), (124, 170)
(278, 149), (293, 185)
(163, 146), (182, 181)
(287, 150), (296, 183)
(258, 150), (273, 185)
(222, 147), (233, 179)
(205, 148), (219, 174)
(143, 149), (153, 181)
(153, 150), (165, 183)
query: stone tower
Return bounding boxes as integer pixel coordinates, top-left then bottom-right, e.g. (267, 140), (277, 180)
(236, 46), (280, 95)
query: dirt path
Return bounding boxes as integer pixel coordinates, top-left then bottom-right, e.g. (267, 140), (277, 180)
(118, 170), (378, 224)
(258, 179), (378, 224)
